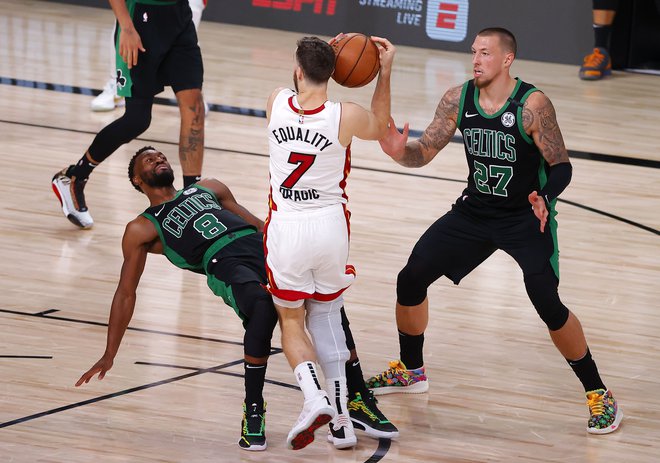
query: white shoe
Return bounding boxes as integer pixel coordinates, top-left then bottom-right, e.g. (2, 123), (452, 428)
(327, 413), (357, 449)
(91, 78), (125, 112)
(52, 168), (94, 229)
(286, 392), (335, 450)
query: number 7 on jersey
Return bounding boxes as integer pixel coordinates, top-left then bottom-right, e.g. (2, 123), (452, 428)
(281, 152), (317, 189)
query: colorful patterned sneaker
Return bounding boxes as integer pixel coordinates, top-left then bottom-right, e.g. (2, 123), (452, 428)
(579, 47), (612, 80)
(51, 167), (94, 229)
(238, 402), (267, 451)
(286, 392), (335, 450)
(365, 360), (429, 396)
(348, 391), (399, 439)
(586, 389), (623, 434)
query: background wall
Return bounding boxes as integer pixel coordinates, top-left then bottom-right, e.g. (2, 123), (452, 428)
(46, 0), (594, 65)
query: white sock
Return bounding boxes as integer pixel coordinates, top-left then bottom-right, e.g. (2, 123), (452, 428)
(294, 361), (323, 402)
(326, 377), (349, 416)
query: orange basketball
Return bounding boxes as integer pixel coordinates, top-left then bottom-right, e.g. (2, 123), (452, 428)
(330, 33), (380, 88)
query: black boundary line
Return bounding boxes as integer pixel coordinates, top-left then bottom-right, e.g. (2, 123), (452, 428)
(34, 308), (59, 316)
(2, 117), (657, 236)
(135, 360), (393, 461)
(2, 76), (659, 169)
(0, 359), (244, 429)
(135, 360), (300, 391)
(0, 355), (53, 359)
(1, 310), (388, 460)
(0, 307), (244, 346)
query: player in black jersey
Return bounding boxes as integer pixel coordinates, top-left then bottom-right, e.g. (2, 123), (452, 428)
(75, 146), (398, 450)
(367, 27), (622, 435)
(52, 0), (205, 230)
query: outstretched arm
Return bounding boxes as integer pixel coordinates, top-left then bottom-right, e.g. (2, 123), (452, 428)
(75, 217), (156, 386)
(380, 84), (461, 167)
(199, 179), (264, 231)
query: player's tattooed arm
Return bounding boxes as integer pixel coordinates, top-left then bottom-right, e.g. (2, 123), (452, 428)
(527, 92), (569, 166)
(402, 85), (461, 167)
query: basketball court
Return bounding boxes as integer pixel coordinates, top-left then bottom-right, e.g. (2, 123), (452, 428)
(1, 2), (659, 462)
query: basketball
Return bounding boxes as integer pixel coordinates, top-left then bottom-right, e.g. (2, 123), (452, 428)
(330, 33), (380, 88)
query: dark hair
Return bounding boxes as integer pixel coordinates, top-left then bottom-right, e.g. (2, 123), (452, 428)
(477, 27), (517, 56)
(296, 36), (335, 85)
(128, 145), (156, 193)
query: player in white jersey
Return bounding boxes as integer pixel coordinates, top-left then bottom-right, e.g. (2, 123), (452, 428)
(264, 35), (395, 450)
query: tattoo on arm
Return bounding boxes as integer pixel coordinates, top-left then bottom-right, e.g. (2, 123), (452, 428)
(534, 96), (569, 165)
(400, 85), (460, 167)
(179, 100), (204, 164)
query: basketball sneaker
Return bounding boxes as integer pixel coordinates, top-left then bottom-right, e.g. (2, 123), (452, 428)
(586, 389), (622, 434)
(326, 412), (357, 449)
(90, 78), (125, 112)
(579, 47), (612, 81)
(238, 402), (267, 451)
(348, 391), (399, 439)
(286, 392), (335, 450)
(52, 167), (93, 229)
(365, 360), (429, 396)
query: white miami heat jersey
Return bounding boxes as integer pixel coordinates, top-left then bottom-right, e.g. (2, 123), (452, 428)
(268, 88), (350, 212)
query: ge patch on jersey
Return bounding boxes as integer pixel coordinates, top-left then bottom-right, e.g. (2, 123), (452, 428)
(501, 112), (515, 128)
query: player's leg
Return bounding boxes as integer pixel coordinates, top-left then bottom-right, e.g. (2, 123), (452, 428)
(579, 0), (617, 80)
(52, 97), (153, 228)
(503, 210), (622, 434)
(91, 22), (125, 112)
(339, 307), (399, 439)
(231, 280), (278, 451)
(306, 297), (356, 449)
(275, 299), (335, 450)
(366, 207), (495, 395)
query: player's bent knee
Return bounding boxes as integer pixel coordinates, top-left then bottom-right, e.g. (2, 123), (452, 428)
(524, 270), (569, 331)
(396, 263), (429, 307)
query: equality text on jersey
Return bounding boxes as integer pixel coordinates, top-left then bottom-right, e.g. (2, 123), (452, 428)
(271, 126), (333, 151)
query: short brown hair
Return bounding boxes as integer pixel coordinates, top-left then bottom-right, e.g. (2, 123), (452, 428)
(477, 27), (517, 56)
(296, 36), (335, 84)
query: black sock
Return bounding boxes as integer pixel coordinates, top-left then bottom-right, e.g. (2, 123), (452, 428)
(399, 330), (424, 370)
(183, 175), (202, 188)
(567, 348), (606, 392)
(68, 154), (98, 180)
(244, 361), (266, 409)
(594, 24), (612, 50)
(345, 357), (370, 401)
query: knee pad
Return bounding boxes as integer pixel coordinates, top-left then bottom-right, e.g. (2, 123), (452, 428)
(306, 298), (349, 378)
(524, 267), (569, 331)
(396, 254), (434, 306)
(233, 283), (278, 359)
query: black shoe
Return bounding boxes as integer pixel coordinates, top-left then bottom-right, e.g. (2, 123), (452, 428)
(238, 402), (267, 451)
(348, 391), (399, 439)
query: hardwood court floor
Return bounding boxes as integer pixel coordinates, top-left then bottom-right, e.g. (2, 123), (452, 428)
(1, 2), (659, 462)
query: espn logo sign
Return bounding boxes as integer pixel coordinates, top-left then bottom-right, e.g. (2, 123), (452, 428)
(252, 0), (336, 15)
(425, 0), (469, 42)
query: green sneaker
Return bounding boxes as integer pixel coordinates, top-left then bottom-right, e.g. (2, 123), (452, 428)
(238, 402), (267, 451)
(586, 389), (622, 434)
(365, 360), (429, 395)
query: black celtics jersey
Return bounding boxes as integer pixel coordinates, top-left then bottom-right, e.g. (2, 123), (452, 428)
(141, 185), (256, 271)
(457, 78), (548, 215)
